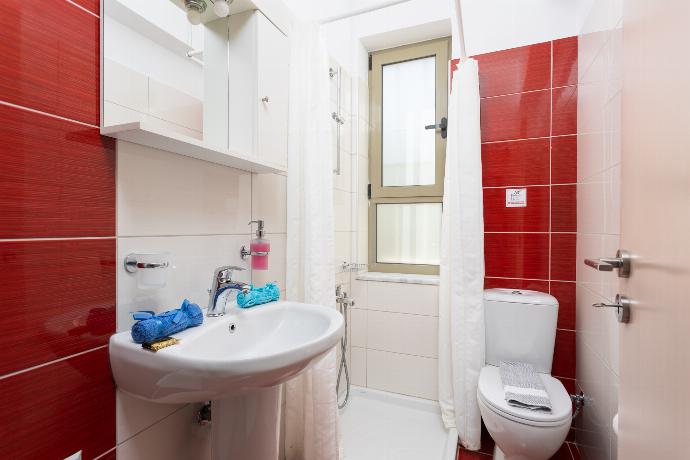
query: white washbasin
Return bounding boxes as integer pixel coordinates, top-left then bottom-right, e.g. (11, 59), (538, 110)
(110, 301), (343, 404)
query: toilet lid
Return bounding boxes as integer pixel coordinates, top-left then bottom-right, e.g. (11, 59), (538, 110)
(478, 366), (572, 426)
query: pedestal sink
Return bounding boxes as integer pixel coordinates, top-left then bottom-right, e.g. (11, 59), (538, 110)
(110, 301), (343, 460)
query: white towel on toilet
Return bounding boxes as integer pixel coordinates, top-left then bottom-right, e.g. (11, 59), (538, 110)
(499, 361), (553, 411)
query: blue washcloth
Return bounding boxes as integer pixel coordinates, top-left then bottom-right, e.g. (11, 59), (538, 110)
(131, 299), (203, 344)
(236, 283), (280, 308)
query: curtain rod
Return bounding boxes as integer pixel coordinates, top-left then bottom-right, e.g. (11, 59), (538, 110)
(318, 0), (415, 25)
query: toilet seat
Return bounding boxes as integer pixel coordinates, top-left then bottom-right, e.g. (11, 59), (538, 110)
(478, 365), (572, 427)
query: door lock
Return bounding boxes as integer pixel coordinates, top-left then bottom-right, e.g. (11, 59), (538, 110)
(593, 294), (631, 323)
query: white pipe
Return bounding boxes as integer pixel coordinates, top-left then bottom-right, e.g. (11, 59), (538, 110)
(318, 0), (415, 25)
(453, 0), (467, 59)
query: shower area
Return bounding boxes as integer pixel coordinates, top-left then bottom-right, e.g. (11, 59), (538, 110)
(312, 2), (458, 458)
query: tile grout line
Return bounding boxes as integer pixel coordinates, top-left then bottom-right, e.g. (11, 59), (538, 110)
(0, 345), (108, 380)
(65, 0), (100, 18)
(549, 40), (555, 298)
(0, 100), (99, 129)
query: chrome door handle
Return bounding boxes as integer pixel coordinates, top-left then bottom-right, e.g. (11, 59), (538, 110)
(424, 117), (447, 139)
(584, 249), (631, 277)
(593, 294), (631, 323)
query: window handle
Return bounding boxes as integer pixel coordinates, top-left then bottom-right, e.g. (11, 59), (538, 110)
(424, 117), (447, 139)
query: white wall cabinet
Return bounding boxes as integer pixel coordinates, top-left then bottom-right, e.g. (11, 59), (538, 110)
(229, 10), (289, 169)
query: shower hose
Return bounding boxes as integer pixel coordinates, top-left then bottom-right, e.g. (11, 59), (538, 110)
(336, 299), (350, 409)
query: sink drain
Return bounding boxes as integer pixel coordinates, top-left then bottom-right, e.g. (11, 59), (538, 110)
(228, 323), (237, 334)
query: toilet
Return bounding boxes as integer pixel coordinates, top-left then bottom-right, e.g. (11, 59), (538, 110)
(477, 289), (572, 460)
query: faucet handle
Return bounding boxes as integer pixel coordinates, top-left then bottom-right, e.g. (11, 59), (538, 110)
(215, 265), (246, 282)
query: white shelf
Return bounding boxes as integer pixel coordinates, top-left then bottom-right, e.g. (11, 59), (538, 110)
(101, 122), (287, 174)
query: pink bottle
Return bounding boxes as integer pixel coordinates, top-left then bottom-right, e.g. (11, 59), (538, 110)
(248, 220), (270, 270)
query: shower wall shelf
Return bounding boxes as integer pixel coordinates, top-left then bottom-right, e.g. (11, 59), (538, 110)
(101, 121), (287, 174)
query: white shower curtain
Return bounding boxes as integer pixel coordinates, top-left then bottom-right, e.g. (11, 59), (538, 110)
(284, 21), (339, 460)
(438, 58), (485, 451)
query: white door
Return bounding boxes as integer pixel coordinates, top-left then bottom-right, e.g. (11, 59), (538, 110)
(618, 0), (690, 458)
(256, 13), (289, 168)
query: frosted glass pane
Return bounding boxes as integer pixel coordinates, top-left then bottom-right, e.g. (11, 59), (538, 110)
(382, 56), (436, 187)
(376, 203), (442, 265)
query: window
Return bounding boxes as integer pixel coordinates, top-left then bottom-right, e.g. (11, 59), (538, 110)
(369, 38), (449, 275)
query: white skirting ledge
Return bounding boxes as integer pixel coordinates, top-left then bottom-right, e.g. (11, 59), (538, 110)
(356, 272), (440, 285)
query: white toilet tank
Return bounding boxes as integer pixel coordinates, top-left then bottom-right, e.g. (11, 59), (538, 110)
(484, 288), (559, 373)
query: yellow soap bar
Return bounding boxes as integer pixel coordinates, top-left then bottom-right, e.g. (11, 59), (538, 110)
(142, 336), (180, 352)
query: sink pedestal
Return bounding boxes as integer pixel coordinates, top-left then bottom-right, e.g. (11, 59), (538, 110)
(211, 386), (281, 460)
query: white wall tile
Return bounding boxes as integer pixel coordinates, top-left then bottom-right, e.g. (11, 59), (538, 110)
(117, 142), (252, 237)
(116, 234), (250, 331)
(335, 231), (352, 266)
(116, 390), (183, 444)
(252, 173), (287, 234)
(350, 308), (367, 348)
(334, 190), (353, 232)
(367, 281), (438, 316)
(333, 152), (353, 193)
(116, 404), (211, 460)
(367, 311), (438, 358)
(351, 346), (367, 386)
(366, 350), (437, 400)
(351, 279), (368, 308)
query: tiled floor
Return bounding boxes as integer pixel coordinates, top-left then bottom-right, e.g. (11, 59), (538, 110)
(456, 424), (582, 460)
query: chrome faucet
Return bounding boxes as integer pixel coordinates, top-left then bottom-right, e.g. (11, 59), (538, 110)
(207, 265), (249, 317)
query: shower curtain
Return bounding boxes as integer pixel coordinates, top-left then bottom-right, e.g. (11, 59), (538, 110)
(438, 57), (485, 451)
(284, 21), (339, 460)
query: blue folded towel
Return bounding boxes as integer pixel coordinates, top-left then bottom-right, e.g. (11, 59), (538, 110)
(236, 282), (280, 308)
(131, 299), (203, 344)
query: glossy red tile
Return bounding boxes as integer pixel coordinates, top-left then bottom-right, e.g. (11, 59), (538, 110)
(70, 0), (100, 15)
(457, 449), (492, 459)
(475, 42), (551, 97)
(481, 90), (551, 142)
(551, 135), (578, 184)
(557, 377), (577, 395)
(0, 104), (115, 238)
(553, 37), (578, 88)
(484, 233), (550, 279)
(0, 0), (100, 125)
(552, 329), (576, 379)
(550, 234), (577, 281)
(552, 86), (578, 136)
(549, 443), (574, 460)
(0, 348), (116, 459)
(550, 281), (576, 329)
(0, 239), (115, 375)
(481, 138), (550, 187)
(485, 278), (550, 292)
(569, 443), (583, 460)
(97, 449), (117, 460)
(483, 186), (550, 232)
(551, 185), (577, 232)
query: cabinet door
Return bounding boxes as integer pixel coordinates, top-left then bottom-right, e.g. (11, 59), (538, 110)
(256, 13), (289, 168)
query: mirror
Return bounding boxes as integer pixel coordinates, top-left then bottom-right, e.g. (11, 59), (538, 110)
(102, 0), (226, 146)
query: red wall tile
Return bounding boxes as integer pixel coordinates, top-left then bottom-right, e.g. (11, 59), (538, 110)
(484, 233), (550, 279)
(550, 233), (577, 281)
(0, 348), (115, 460)
(553, 37), (578, 88)
(71, 0), (100, 15)
(0, 239), (116, 375)
(475, 42), (551, 97)
(552, 86), (578, 135)
(0, 0), (100, 125)
(480, 90), (551, 142)
(0, 104), (115, 238)
(481, 139), (550, 187)
(550, 281), (576, 330)
(551, 135), (578, 184)
(484, 278), (550, 292)
(551, 185), (577, 232)
(483, 186), (550, 232)
(478, 38), (578, 384)
(552, 329), (576, 379)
